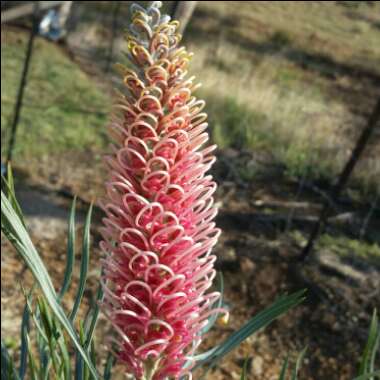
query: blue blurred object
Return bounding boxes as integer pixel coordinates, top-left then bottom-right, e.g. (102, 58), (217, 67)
(1, 162), (6, 176)
(39, 9), (66, 41)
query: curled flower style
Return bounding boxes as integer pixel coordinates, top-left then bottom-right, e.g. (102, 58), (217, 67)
(100, 2), (227, 379)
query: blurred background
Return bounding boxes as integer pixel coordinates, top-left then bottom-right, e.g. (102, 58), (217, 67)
(1, 1), (379, 379)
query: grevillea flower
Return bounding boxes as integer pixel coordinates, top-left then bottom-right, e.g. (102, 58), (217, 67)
(100, 2), (226, 379)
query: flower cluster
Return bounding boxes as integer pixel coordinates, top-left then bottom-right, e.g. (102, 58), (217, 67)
(100, 2), (225, 379)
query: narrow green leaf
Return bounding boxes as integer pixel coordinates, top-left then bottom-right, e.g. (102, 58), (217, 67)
(1, 172), (25, 227)
(201, 272), (224, 335)
(278, 355), (289, 380)
(1, 339), (20, 380)
(89, 340), (97, 380)
(22, 290), (49, 345)
(25, 293), (51, 379)
(1, 340), (9, 380)
(104, 353), (116, 380)
(59, 197), (77, 299)
(1, 192), (99, 379)
(353, 372), (380, 380)
(41, 356), (51, 380)
(19, 302), (31, 379)
(369, 312), (379, 375)
(38, 299), (60, 377)
(55, 325), (72, 380)
(195, 290), (306, 373)
(84, 284), (104, 349)
(6, 163), (15, 196)
(70, 204), (93, 322)
(359, 309), (379, 377)
(291, 346), (307, 380)
(75, 322), (86, 380)
(26, 335), (39, 380)
(83, 352), (90, 380)
(240, 357), (249, 380)
(35, 313), (50, 380)
(37, 298), (54, 340)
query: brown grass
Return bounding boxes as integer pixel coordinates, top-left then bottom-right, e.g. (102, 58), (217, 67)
(184, 1), (380, 192)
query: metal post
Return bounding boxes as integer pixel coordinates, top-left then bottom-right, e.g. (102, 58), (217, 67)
(6, 2), (39, 164)
(171, 1), (197, 35)
(105, 1), (120, 73)
(299, 97), (380, 261)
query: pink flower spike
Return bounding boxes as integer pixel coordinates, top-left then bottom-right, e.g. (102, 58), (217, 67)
(100, 2), (227, 379)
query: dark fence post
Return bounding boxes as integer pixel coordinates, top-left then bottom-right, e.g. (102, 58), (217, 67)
(6, 2), (39, 164)
(105, 1), (120, 73)
(171, 1), (197, 35)
(299, 97), (380, 261)
(359, 194), (378, 240)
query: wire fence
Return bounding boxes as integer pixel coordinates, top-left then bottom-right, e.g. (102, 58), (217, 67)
(1, 2), (187, 163)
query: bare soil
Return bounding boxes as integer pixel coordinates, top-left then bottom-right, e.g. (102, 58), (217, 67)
(2, 152), (379, 379)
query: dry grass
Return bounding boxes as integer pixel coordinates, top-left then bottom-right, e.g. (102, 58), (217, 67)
(188, 40), (368, 186)
(195, 1), (380, 73)
(1, 28), (110, 160)
(184, 1), (380, 192)
(2, 2), (379, 192)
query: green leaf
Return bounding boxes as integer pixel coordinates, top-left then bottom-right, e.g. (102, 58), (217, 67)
(201, 272), (225, 335)
(33, 305), (50, 380)
(19, 285), (36, 377)
(55, 324), (71, 380)
(1, 169), (25, 227)
(38, 299), (61, 376)
(6, 162), (15, 195)
(89, 340), (97, 380)
(84, 284), (104, 349)
(22, 288), (51, 379)
(70, 204), (93, 322)
(359, 309), (379, 378)
(353, 372), (380, 380)
(26, 335), (39, 380)
(104, 353), (116, 380)
(291, 346), (307, 380)
(22, 289), (49, 345)
(59, 197), (77, 299)
(194, 290), (306, 373)
(76, 285), (103, 380)
(37, 298), (54, 340)
(1, 339), (20, 380)
(240, 357), (249, 380)
(75, 322), (86, 380)
(1, 192), (99, 379)
(278, 355), (289, 380)
(19, 302), (31, 379)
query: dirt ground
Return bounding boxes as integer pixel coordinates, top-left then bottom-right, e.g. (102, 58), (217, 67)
(2, 152), (379, 379)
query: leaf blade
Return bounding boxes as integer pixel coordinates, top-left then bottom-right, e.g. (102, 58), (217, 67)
(359, 309), (379, 377)
(70, 204), (92, 322)
(18, 303), (31, 379)
(59, 197), (77, 299)
(195, 290), (306, 372)
(1, 192), (99, 379)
